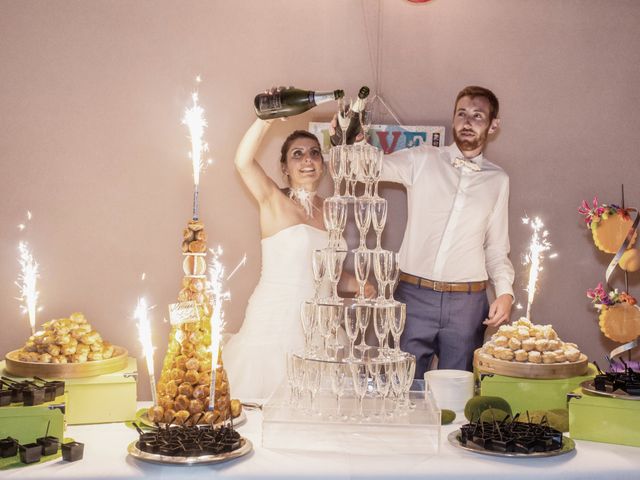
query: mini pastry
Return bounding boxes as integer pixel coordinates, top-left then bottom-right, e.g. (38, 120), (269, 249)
(173, 410), (190, 425)
(174, 395), (190, 411)
(565, 348), (581, 362)
(514, 349), (528, 362)
(521, 338), (536, 352)
(178, 382), (194, 397)
(493, 335), (509, 347)
(534, 339), (549, 352)
(508, 337), (522, 351)
(528, 351), (542, 363)
(553, 349), (567, 362)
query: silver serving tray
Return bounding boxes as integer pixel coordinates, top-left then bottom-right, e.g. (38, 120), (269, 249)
(127, 437), (252, 465)
(139, 409), (248, 429)
(580, 380), (640, 401)
(447, 430), (575, 458)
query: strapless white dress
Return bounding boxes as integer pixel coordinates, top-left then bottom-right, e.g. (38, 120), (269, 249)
(222, 224), (329, 400)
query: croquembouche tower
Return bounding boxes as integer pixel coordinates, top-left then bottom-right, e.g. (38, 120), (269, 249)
(146, 90), (236, 425)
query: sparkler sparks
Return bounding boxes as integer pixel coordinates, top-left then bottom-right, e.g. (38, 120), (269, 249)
(226, 253), (247, 281)
(206, 246), (231, 411)
(16, 241), (40, 335)
(17, 211), (32, 231)
(182, 85), (209, 221)
(522, 216), (554, 321)
(134, 297), (157, 405)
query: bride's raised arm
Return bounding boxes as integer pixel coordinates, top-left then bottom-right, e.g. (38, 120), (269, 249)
(234, 118), (281, 206)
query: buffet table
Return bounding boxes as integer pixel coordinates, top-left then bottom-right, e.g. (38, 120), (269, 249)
(3, 403), (639, 480)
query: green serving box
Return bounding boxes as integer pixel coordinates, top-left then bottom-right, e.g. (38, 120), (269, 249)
(1, 357), (137, 425)
(477, 364), (596, 413)
(0, 397), (65, 445)
(63, 357), (138, 424)
(568, 387), (640, 447)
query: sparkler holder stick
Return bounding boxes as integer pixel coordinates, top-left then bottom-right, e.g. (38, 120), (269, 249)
(207, 299), (222, 412)
(148, 369), (158, 406)
(135, 298), (157, 406)
(192, 186), (200, 221)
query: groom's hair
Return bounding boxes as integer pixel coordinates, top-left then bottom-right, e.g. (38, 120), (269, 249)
(279, 130), (322, 166)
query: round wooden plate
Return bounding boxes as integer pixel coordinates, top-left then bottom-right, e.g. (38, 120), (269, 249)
(4, 346), (129, 379)
(473, 349), (589, 379)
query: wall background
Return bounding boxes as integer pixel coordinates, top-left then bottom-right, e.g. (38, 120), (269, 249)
(1, 0), (639, 400)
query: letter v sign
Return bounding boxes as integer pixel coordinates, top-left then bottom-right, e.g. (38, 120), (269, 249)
(375, 131), (402, 154)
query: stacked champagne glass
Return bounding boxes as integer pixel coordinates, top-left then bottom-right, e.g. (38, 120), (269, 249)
(286, 103), (417, 422)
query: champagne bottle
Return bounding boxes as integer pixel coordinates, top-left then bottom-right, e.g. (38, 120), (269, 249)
(254, 87), (344, 120)
(330, 86), (370, 146)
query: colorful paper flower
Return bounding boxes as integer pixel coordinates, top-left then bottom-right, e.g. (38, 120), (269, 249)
(578, 196), (628, 229)
(587, 283), (636, 309)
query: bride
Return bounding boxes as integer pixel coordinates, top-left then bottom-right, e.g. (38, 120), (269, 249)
(223, 118), (373, 400)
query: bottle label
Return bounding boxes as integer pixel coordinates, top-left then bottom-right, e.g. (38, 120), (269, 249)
(351, 96), (367, 113)
(258, 93), (282, 112)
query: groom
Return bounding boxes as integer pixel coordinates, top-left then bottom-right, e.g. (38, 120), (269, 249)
(380, 86), (515, 378)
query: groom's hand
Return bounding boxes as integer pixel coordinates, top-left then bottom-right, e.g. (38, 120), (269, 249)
(483, 294), (513, 327)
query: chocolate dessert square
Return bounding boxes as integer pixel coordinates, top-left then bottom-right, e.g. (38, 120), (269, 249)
(489, 437), (513, 453)
(50, 381), (65, 398)
(0, 437), (18, 458)
(61, 442), (84, 462)
(0, 390), (11, 407)
(10, 387), (24, 404)
(22, 387), (45, 406)
(37, 436), (60, 456)
(19, 443), (42, 464)
(42, 385), (57, 403)
(513, 437), (538, 454)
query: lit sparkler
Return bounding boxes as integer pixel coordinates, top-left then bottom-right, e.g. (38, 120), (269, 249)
(522, 216), (555, 321)
(135, 297), (157, 405)
(16, 241), (40, 335)
(182, 87), (209, 221)
(206, 246), (231, 412)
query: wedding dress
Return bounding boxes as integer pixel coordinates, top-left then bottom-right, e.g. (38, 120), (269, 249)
(222, 224), (329, 400)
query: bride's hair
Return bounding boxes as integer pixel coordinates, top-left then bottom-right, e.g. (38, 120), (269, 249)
(279, 130), (322, 167)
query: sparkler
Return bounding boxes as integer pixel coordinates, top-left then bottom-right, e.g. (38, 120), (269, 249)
(206, 246), (231, 412)
(135, 297), (157, 405)
(16, 241), (40, 335)
(182, 89), (209, 221)
(522, 216), (556, 321)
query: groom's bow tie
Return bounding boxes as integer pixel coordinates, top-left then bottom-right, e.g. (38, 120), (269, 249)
(451, 156), (481, 172)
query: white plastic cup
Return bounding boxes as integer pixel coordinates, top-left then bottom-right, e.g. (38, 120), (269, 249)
(424, 369), (474, 413)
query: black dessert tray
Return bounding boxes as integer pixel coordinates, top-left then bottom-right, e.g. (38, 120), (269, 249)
(580, 380), (640, 401)
(127, 437), (252, 465)
(447, 431), (575, 458)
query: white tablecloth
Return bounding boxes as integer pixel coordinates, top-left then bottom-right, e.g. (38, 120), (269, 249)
(4, 403), (639, 480)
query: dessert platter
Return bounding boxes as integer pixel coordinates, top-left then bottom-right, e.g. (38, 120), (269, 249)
(474, 317), (588, 379)
(5, 312), (128, 378)
(448, 414), (575, 458)
(128, 421), (252, 465)
(580, 360), (640, 400)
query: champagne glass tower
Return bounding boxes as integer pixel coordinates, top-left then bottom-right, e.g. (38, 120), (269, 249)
(287, 93), (413, 419)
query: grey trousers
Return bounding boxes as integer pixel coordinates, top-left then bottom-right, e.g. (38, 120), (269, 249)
(395, 280), (489, 379)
